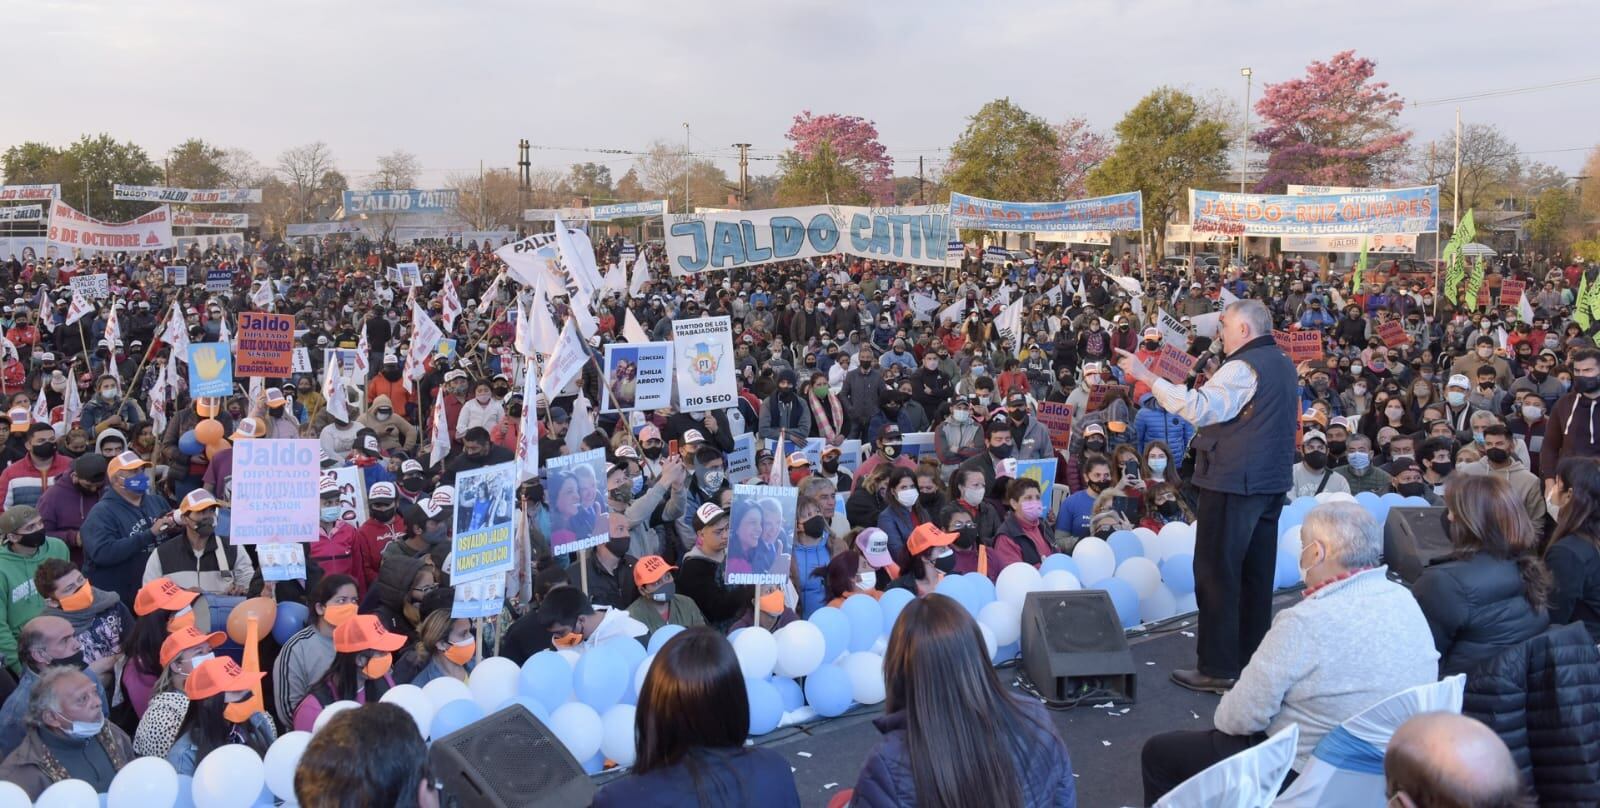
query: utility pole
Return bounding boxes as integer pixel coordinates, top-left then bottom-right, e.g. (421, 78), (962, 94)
(1238, 66), (1253, 264)
(918, 156), (925, 205)
(1453, 108), (1462, 229)
(682, 123), (691, 213)
(517, 139), (530, 233)
(478, 160), (485, 229)
(732, 143), (751, 209)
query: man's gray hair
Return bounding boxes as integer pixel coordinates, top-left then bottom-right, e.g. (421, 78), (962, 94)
(1302, 501), (1382, 570)
(1346, 434), (1372, 451)
(25, 665), (86, 729)
(1225, 299), (1273, 338)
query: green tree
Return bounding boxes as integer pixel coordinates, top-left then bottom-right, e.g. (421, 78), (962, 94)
(565, 162), (614, 203)
(776, 139), (869, 205)
(1530, 187), (1577, 253)
(165, 139), (231, 189)
(945, 98), (1061, 203)
(1, 142), (65, 185)
(1087, 88), (1229, 250)
(63, 134), (162, 220)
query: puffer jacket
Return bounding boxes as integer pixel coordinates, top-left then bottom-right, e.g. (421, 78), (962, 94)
(368, 553), (427, 642)
(1412, 552), (1550, 678)
(853, 696), (1076, 808)
(1462, 622), (1600, 806)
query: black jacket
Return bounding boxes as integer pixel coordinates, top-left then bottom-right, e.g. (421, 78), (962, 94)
(1545, 534), (1600, 643)
(1413, 552), (1550, 678)
(676, 549), (752, 629)
(1463, 622), (1600, 806)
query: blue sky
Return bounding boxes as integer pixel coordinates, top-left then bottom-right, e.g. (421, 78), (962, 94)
(5, 0), (1595, 187)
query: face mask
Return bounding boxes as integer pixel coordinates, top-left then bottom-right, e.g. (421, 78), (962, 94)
(189, 517), (216, 536)
(123, 473), (150, 494)
(604, 533), (631, 557)
(1303, 451), (1328, 470)
(1351, 365), (1363, 375)
(1446, 391), (1466, 407)
(15, 529), (45, 549)
(700, 470), (724, 490)
(223, 697), (256, 724)
(642, 445), (664, 460)
(1020, 500), (1044, 521)
(895, 488), (919, 508)
(1522, 405), (1543, 422)
(476, 394), (491, 405)
(1547, 494), (1562, 522)
(931, 547), (957, 574)
(57, 584), (94, 612)
(30, 443), (55, 460)
(1397, 481), (1428, 498)
(802, 516), (827, 539)
(1348, 451), (1370, 470)
(1326, 440), (1346, 455)
(857, 570), (877, 591)
(424, 523), (449, 545)
(1574, 376), (1600, 395)
(989, 443), (1013, 460)
(100, 390), (117, 402)
(320, 505), (343, 523)
(880, 443), (900, 459)
(1148, 457), (1168, 475)
(324, 602), (358, 626)
(1485, 447), (1510, 465)
(610, 486), (633, 506)
(61, 715), (104, 739)
(1472, 431), (1485, 445)
(362, 652), (393, 679)
(972, 366), (987, 378)
(649, 581), (676, 603)
(1477, 347), (1493, 359)
(375, 409), (391, 421)
(952, 409), (971, 424)
(1428, 460), (1454, 477)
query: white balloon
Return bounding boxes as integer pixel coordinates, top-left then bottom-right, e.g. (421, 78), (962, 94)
(869, 635), (888, 656)
(380, 683), (436, 738)
(600, 705), (638, 767)
(1071, 537), (1116, 585)
(978, 623), (999, 661)
(1159, 522), (1196, 559)
(313, 699), (360, 733)
(1315, 491), (1356, 504)
(1176, 591), (1199, 614)
(35, 779), (97, 808)
(633, 653), (657, 697)
(978, 600), (1022, 647)
(263, 730), (313, 801)
(1279, 524), (1303, 555)
(1133, 527), (1163, 560)
(995, 562), (1044, 609)
(1039, 569), (1082, 593)
(1140, 584), (1179, 623)
(0, 782), (29, 807)
(557, 649), (581, 668)
(549, 702), (603, 761)
(731, 626), (778, 680)
(109, 755), (180, 808)
(193, 744), (265, 808)
(771, 621), (825, 679)
(841, 652), (885, 705)
(468, 656), (522, 712)
(421, 676), (473, 711)
(1115, 557), (1164, 600)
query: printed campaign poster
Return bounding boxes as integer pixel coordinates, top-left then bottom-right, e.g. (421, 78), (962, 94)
(328, 465), (368, 530)
(1017, 458), (1059, 515)
(671, 316), (736, 411)
(69, 274), (110, 300)
(543, 448), (608, 555)
(206, 268), (233, 292)
(727, 433), (757, 483)
(187, 343), (233, 397)
(727, 484), (796, 586)
(231, 439), (320, 545)
(601, 341), (673, 413)
(396, 262), (423, 287)
(259, 544), (307, 582)
(452, 575), (505, 619)
(235, 312), (296, 377)
(452, 461), (518, 582)
(166, 266), (189, 285)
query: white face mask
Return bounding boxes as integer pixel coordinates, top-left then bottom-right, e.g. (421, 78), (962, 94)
(1547, 493), (1563, 522)
(961, 485), (985, 507)
(185, 652), (215, 673)
(857, 571), (877, 591)
(61, 714), (104, 738)
(895, 488), (919, 508)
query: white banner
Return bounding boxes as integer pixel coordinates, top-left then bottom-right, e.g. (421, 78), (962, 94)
(172, 211), (249, 228)
(1031, 231), (1111, 245)
(665, 204), (957, 274)
(672, 316), (737, 411)
(175, 233), (245, 253)
(1164, 224), (1235, 244)
(114, 185), (261, 204)
(0, 205), (44, 222)
(285, 222), (363, 237)
(46, 201), (172, 253)
(1280, 233), (1417, 254)
(523, 200), (667, 221)
(0, 237), (52, 262)
(0, 184), (60, 201)
(393, 226), (462, 244)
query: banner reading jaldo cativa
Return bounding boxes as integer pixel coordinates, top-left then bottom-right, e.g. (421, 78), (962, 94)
(948, 191), (1144, 233)
(666, 204), (958, 275)
(341, 189), (459, 215)
(1188, 185), (1438, 237)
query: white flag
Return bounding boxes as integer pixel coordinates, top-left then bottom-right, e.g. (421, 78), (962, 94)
(250, 278), (274, 311)
(938, 299), (967, 324)
(218, 316), (231, 345)
(30, 383), (48, 427)
(477, 272), (504, 315)
(996, 295), (1025, 345)
(768, 433), (787, 487)
(552, 214), (605, 300)
(1219, 286), (1240, 307)
(429, 387), (451, 467)
(1517, 291), (1535, 324)
(601, 263), (629, 296)
(566, 394), (594, 455)
(440, 271), (463, 332)
(323, 353), (349, 425)
(161, 302), (190, 361)
(65, 290), (94, 325)
(59, 373), (80, 437)
(528, 282), (562, 351)
(517, 355), (540, 482)
(148, 362), (168, 437)
(629, 250), (650, 296)
(248, 375), (264, 407)
(622, 308), (650, 345)
(403, 302), (445, 392)
(355, 322), (371, 378)
(514, 298), (538, 359)
(539, 319), (586, 401)
(101, 305), (122, 353)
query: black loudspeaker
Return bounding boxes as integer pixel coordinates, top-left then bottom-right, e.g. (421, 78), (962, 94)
(1383, 506), (1451, 584)
(428, 704), (595, 808)
(1020, 589), (1137, 703)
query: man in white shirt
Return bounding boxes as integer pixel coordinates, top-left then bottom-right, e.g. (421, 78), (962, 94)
(1290, 430), (1350, 500)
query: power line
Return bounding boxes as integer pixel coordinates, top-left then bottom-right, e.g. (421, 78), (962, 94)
(1410, 73), (1600, 107)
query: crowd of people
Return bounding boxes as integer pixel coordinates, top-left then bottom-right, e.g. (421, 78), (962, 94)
(0, 232), (1593, 806)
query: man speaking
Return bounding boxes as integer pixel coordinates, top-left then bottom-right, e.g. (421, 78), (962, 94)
(1117, 299), (1296, 693)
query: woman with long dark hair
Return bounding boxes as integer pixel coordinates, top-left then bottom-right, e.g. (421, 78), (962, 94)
(272, 573), (360, 722)
(1414, 474), (1551, 677)
(291, 614), (404, 731)
(1543, 456), (1600, 641)
(593, 627), (799, 808)
(121, 576), (203, 716)
(854, 594), (1076, 807)
(167, 656), (277, 775)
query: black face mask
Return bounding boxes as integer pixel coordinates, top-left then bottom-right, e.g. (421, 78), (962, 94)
(1084, 439), (1106, 454)
(932, 551), (957, 574)
(382, 368), (402, 381)
(53, 649), (85, 671)
(802, 516), (827, 539)
(989, 443), (1013, 460)
(1086, 479), (1110, 494)
(953, 525), (978, 550)
(370, 506), (395, 522)
(508, 403), (523, 417)
(1157, 500), (1182, 518)
(30, 443), (55, 460)
(400, 476), (426, 493)
(1303, 451), (1328, 470)
(604, 536), (630, 558)
(642, 446), (663, 460)
(15, 529), (45, 549)
(1396, 481), (1429, 498)
(820, 460), (839, 474)
(1574, 376), (1600, 395)
(1428, 460), (1454, 477)
(1485, 447), (1510, 465)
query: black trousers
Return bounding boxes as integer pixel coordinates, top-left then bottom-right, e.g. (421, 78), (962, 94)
(1142, 729), (1290, 806)
(1193, 488), (1283, 679)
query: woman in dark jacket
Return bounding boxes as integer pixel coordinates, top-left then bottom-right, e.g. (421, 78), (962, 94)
(876, 468), (929, 560)
(1543, 457), (1600, 642)
(1414, 474), (1551, 678)
(594, 627), (799, 808)
(853, 594), (1076, 808)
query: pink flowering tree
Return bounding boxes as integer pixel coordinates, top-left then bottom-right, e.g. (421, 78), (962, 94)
(785, 112), (894, 204)
(1055, 116), (1114, 199)
(1250, 50), (1411, 192)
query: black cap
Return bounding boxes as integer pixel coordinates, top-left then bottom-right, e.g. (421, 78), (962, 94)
(73, 453), (108, 483)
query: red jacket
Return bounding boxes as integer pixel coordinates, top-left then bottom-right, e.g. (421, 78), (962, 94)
(309, 522), (360, 584)
(0, 453), (71, 513)
(351, 515), (405, 595)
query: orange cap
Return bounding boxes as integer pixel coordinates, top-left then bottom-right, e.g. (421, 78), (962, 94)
(195, 398), (221, 418)
(633, 555), (677, 587)
(107, 450), (149, 476)
(333, 614), (407, 654)
(160, 625), (226, 667)
(907, 523), (958, 556)
(135, 577), (199, 616)
(184, 656), (265, 700)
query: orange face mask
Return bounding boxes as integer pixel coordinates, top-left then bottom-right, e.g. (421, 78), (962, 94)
(323, 602), (358, 627)
(223, 697), (255, 724)
(167, 608), (196, 633)
(57, 584), (94, 612)
(552, 632), (583, 649)
(760, 589), (785, 616)
(443, 639), (475, 665)
(362, 652), (393, 679)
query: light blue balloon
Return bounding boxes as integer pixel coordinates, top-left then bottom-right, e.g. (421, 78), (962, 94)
(1039, 553), (1081, 579)
(745, 677), (784, 736)
(996, 641), (1020, 663)
(808, 606), (850, 663)
(963, 572), (997, 607)
(511, 695), (551, 725)
(174, 775), (196, 808)
(582, 752), (606, 774)
(99, 795), (109, 808)
(430, 698), (485, 739)
(251, 782), (276, 807)
(1098, 577), (1140, 628)
(840, 594), (883, 652)
(1401, 496), (1429, 507)
(935, 573), (981, 617)
(1159, 553), (1196, 596)
(647, 624), (686, 655)
(574, 644), (629, 711)
(768, 675), (805, 712)
(1107, 531), (1143, 565)
(804, 664), (854, 717)
(1277, 513), (1304, 539)
(519, 651), (574, 713)
(600, 636), (647, 680)
(1354, 491), (1381, 508)
(1275, 547), (1302, 589)
(878, 587), (914, 634)
(1379, 492), (1405, 505)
